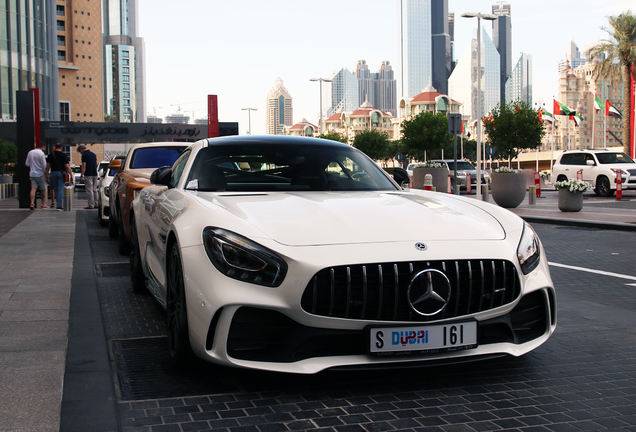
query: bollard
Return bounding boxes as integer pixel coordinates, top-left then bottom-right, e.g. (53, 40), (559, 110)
(481, 184), (489, 202)
(63, 184), (74, 211)
(424, 173), (433, 191)
(0, 184), (5, 199)
(529, 186), (536, 205)
(534, 172), (541, 197)
(616, 172), (623, 200)
(577, 170), (583, 181)
(466, 173), (472, 195)
(447, 175), (452, 194)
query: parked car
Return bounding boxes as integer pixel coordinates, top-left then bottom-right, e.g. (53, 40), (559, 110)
(551, 149), (636, 197)
(97, 160), (110, 181)
(97, 158), (123, 227)
(130, 135), (556, 373)
(108, 142), (188, 254)
(431, 159), (489, 191)
(383, 167), (410, 186)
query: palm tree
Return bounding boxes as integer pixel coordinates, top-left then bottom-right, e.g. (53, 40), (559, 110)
(586, 11), (636, 156)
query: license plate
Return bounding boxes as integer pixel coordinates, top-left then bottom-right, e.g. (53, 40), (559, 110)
(370, 321), (477, 355)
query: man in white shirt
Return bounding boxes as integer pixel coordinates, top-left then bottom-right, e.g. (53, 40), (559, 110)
(25, 142), (48, 210)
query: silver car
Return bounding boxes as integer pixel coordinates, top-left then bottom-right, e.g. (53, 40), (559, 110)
(431, 159), (489, 191)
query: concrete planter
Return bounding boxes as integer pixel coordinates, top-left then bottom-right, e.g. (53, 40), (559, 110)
(412, 167), (449, 191)
(0, 175), (13, 184)
(558, 189), (584, 212)
(490, 172), (527, 208)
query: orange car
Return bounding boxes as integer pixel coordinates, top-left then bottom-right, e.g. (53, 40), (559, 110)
(108, 142), (188, 254)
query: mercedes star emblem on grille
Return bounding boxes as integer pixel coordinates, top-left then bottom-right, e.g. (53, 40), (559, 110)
(407, 269), (451, 316)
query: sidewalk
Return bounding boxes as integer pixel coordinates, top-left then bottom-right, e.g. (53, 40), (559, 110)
(0, 189), (635, 432)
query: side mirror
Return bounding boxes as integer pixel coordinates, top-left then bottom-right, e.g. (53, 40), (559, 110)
(150, 166), (172, 187)
(586, 160), (595, 166)
(108, 159), (122, 170)
(392, 168), (410, 186)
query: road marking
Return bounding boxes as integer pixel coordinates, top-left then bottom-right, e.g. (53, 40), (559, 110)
(549, 262), (636, 283)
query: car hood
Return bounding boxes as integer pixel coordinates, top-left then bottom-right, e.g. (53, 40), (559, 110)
(197, 191), (507, 246)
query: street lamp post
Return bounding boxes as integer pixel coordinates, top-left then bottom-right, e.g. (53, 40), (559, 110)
(310, 77), (332, 135)
(241, 107), (257, 135)
(461, 11), (496, 200)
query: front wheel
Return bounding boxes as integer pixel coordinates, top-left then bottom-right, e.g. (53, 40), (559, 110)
(167, 243), (193, 365)
(108, 208), (118, 237)
(595, 176), (614, 197)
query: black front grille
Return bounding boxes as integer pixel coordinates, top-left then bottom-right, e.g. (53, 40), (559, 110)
(301, 260), (520, 322)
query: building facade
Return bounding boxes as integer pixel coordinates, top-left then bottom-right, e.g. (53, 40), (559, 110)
(505, 53), (532, 105)
(102, 0), (146, 123)
(492, 3), (511, 104)
(266, 77), (293, 135)
(327, 68), (358, 116)
(323, 101), (397, 143)
(56, 0), (103, 122)
(557, 40), (586, 73)
(448, 27), (500, 123)
(282, 118), (318, 137)
(1, 0), (59, 121)
(398, 0), (431, 98)
(544, 60), (626, 152)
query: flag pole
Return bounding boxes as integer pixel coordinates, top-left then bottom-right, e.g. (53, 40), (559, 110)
(604, 103), (607, 148)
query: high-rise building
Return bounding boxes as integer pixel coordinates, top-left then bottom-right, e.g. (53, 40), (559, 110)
(57, 0), (103, 122)
(557, 40), (586, 72)
(492, 3), (511, 104)
(327, 68), (358, 116)
(430, 0), (451, 95)
(448, 27), (500, 122)
(102, 0), (146, 123)
(354, 60), (397, 117)
(1, 0), (59, 121)
(266, 77), (293, 135)
(505, 53), (532, 105)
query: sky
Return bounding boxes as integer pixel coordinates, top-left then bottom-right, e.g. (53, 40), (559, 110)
(138, 0), (634, 136)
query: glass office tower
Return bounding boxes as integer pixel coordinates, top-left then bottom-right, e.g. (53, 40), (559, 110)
(0, 0), (59, 121)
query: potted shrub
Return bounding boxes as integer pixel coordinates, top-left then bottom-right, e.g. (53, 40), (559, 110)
(490, 167), (527, 208)
(554, 179), (593, 212)
(412, 162), (449, 191)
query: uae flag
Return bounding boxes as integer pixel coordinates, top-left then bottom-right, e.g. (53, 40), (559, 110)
(594, 94), (603, 112)
(540, 109), (555, 124)
(571, 113), (584, 127)
(553, 99), (575, 116)
(605, 101), (623, 119)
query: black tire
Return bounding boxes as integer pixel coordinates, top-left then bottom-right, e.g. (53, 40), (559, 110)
(130, 214), (146, 293)
(167, 243), (193, 364)
(117, 213), (130, 255)
(556, 175), (568, 183)
(108, 208), (118, 237)
(595, 176), (614, 197)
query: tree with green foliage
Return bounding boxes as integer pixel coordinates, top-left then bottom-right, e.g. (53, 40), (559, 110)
(0, 139), (18, 174)
(586, 10), (636, 156)
(351, 129), (390, 161)
(104, 114), (118, 123)
(317, 131), (347, 143)
(400, 112), (453, 161)
(483, 100), (545, 164)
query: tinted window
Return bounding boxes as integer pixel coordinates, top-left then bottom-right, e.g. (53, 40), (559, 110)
(129, 146), (187, 169)
(447, 161), (475, 170)
(596, 152), (635, 164)
(170, 150), (191, 188)
(561, 153), (586, 165)
(186, 143), (398, 192)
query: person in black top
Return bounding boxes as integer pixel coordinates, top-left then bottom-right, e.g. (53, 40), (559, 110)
(77, 144), (98, 209)
(46, 143), (74, 210)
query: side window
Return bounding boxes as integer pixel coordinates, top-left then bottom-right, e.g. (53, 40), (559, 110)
(559, 154), (572, 165)
(569, 154), (586, 165)
(585, 154), (596, 165)
(170, 150), (191, 188)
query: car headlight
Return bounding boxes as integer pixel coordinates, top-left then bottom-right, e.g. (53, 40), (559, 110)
(202, 227), (287, 287)
(517, 222), (540, 275)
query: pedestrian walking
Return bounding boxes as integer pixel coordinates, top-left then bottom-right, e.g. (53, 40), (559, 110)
(77, 144), (98, 209)
(46, 143), (74, 211)
(25, 142), (48, 210)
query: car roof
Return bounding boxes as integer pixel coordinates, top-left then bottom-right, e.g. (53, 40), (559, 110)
(127, 142), (189, 150)
(199, 135), (352, 149)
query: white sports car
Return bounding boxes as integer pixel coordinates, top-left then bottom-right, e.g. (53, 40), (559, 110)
(131, 135), (556, 374)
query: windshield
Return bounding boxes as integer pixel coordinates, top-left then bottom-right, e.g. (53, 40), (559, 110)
(596, 152), (635, 164)
(447, 161), (476, 171)
(129, 146), (187, 169)
(186, 143), (399, 192)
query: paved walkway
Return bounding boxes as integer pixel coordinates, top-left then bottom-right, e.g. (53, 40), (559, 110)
(0, 188), (634, 431)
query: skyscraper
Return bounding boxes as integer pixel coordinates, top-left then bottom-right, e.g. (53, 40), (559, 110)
(492, 3), (511, 104)
(354, 60), (397, 116)
(266, 77), (293, 135)
(505, 53), (532, 105)
(1, 0), (58, 121)
(557, 40), (587, 72)
(327, 68), (358, 116)
(448, 27), (500, 121)
(102, 0), (146, 123)
(398, 0), (450, 98)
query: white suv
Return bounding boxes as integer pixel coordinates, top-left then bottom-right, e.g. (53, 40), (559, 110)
(551, 150), (636, 197)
